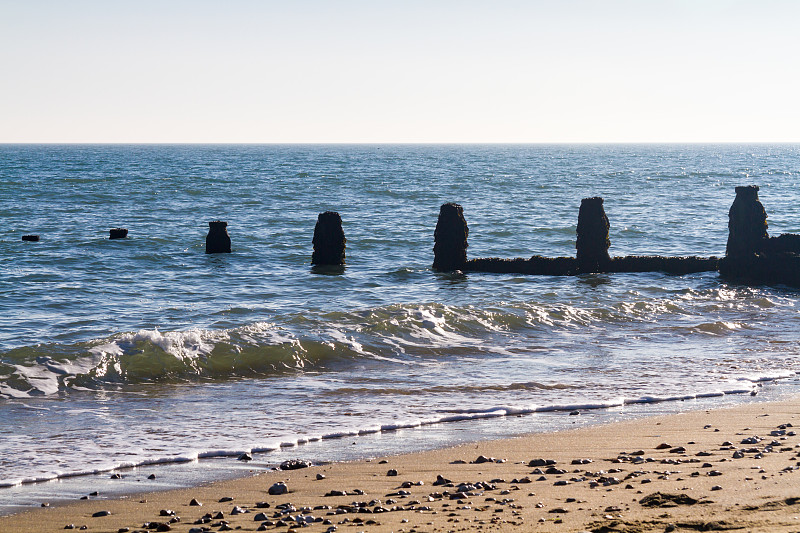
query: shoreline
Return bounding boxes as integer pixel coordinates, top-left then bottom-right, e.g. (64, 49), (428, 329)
(3, 396), (799, 532)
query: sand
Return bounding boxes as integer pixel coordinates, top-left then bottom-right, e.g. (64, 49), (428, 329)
(2, 397), (800, 533)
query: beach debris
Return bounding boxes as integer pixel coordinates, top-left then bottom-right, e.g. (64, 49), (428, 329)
(433, 203), (469, 272)
(312, 211), (346, 266)
(280, 459), (311, 470)
(205, 220), (231, 254)
(639, 492), (698, 507)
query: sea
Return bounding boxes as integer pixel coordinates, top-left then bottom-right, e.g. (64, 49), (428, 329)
(1, 144), (800, 514)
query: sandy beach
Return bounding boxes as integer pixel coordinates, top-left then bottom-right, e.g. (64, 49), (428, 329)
(2, 398), (799, 533)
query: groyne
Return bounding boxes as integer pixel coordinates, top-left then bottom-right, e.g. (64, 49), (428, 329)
(434, 186), (800, 286)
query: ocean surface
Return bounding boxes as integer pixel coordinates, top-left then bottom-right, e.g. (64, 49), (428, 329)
(2, 144), (800, 513)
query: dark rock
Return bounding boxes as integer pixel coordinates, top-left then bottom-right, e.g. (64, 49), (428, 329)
(280, 459), (311, 470)
(219, 496), (234, 502)
(312, 211), (346, 266)
(433, 203), (468, 272)
(148, 474), (156, 479)
(386, 469), (398, 476)
(109, 228), (128, 239)
(92, 510), (111, 517)
(22, 235), (40, 242)
(205, 220), (231, 254)
(189, 498), (202, 506)
(159, 509), (175, 516)
(269, 482), (289, 495)
(528, 459), (557, 467)
(576, 197), (610, 273)
(238, 453), (252, 461)
(432, 475), (452, 486)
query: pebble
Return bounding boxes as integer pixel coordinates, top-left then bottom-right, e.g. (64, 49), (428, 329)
(269, 481), (289, 495)
(528, 459), (557, 467)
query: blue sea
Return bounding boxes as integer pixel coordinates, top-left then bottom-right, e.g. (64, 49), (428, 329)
(2, 144), (800, 513)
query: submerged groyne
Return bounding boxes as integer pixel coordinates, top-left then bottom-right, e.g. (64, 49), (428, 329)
(434, 198), (719, 277)
(718, 186), (800, 286)
(434, 185), (799, 286)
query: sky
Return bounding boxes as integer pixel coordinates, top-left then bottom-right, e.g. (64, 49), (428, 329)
(1, 0), (799, 143)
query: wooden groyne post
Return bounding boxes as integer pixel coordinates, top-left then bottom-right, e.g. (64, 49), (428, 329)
(109, 228), (128, 239)
(433, 203), (469, 272)
(575, 197), (611, 273)
(205, 221), (231, 254)
(726, 185), (768, 258)
(311, 211), (346, 265)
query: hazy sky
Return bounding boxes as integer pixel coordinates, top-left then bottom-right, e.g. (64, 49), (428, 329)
(1, 0), (798, 143)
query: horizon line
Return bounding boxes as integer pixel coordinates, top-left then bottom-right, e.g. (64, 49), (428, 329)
(2, 141), (800, 146)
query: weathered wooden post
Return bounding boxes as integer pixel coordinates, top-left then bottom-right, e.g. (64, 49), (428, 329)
(433, 203), (468, 272)
(205, 221), (231, 254)
(311, 211), (346, 265)
(109, 228), (128, 239)
(726, 185), (768, 258)
(576, 197), (610, 273)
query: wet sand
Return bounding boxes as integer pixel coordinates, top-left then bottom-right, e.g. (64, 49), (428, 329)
(3, 397), (800, 532)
